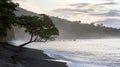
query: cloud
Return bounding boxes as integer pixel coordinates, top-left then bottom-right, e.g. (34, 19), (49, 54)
(13, 0), (26, 1)
(53, 9), (82, 17)
(53, 3), (96, 16)
(98, 2), (117, 5)
(92, 10), (120, 17)
(12, 0), (26, 2)
(70, 3), (95, 8)
(95, 0), (114, 1)
(97, 0), (113, 1)
(51, 0), (120, 22)
(53, 1), (119, 17)
(70, 2), (117, 8)
(95, 19), (120, 28)
(54, 8), (87, 14)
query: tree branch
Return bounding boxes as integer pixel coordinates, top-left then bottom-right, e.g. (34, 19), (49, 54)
(30, 33), (34, 41)
(33, 36), (38, 41)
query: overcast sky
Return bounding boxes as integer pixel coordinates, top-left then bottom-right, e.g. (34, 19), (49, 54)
(13, 0), (120, 23)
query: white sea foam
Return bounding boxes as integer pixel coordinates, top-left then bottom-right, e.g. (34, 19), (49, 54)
(12, 39), (120, 67)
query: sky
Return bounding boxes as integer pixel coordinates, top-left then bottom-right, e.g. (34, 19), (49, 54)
(13, 0), (120, 23)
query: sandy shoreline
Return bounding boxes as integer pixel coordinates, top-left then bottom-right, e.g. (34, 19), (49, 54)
(0, 42), (68, 67)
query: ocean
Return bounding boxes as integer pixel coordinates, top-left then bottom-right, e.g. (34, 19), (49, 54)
(13, 39), (120, 67)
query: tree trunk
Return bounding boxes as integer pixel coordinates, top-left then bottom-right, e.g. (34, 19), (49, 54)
(19, 41), (32, 47)
(19, 34), (34, 47)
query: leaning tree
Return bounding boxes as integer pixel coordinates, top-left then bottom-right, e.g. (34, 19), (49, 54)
(0, 0), (59, 47)
(17, 14), (59, 47)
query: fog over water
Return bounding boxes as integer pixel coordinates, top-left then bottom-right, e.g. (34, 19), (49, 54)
(12, 39), (120, 67)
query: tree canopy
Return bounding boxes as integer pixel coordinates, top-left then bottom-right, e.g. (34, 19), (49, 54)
(0, 0), (18, 38)
(17, 14), (59, 47)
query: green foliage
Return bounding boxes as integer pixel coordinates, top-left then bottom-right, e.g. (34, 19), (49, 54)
(17, 14), (59, 42)
(0, 0), (18, 38)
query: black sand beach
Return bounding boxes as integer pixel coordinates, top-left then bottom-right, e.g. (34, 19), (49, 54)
(0, 42), (68, 67)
